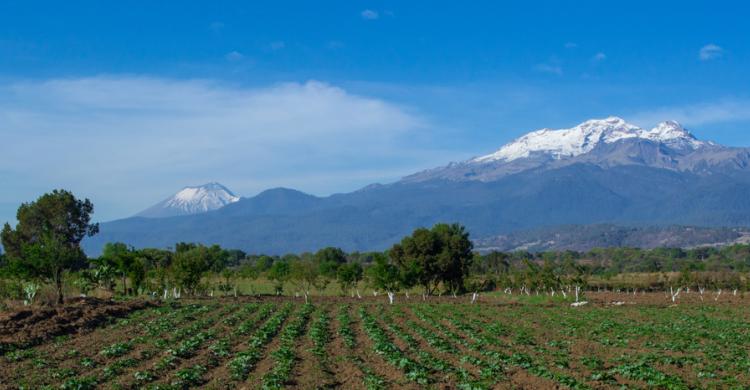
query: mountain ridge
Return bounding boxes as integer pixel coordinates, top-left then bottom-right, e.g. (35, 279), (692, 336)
(83, 117), (750, 255)
(403, 117), (747, 183)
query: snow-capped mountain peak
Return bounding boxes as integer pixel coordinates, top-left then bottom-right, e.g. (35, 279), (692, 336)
(473, 117), (704, 163)
(648, 120), (688, 138)
(644, 120), (705, 148)
(137, 182), (240, 218)
(166, 183), (239, 211)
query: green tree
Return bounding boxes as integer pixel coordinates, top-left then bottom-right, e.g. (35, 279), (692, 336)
(206, 244), (229, 273)
(432, 223), (474, 295)
(172, 246), (211, 295)
(539, 259), (561, 295)
(564, 259), (589, 302)
(218, 268), (237, 296)
(101, 242), (133, 295)
(175, 242), (198, 253)
(1, 190), (99, 304)
(128, 256), (147, 294)
(254, 255), (276, 271)
(336, 262), (363, 297)
(137, 248), (172, 292)
(289, 258), (326, 302)
(482, 251), (510, 275)
(389, 223), (473, 296)
(365, 253), (401, 304)
(267, 260), (290, 295)
(314, 247), (348, 279)
(225, 249), (247, 267)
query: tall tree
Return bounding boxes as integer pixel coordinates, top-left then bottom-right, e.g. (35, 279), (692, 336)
(289, 258), (327, 303)
(389, 223), (473, 295)
(432, 223), (474, 294)
(267, 260), (290, 295)
(314, 247), (347, 280)
(1, 190), (99, 304)
(206, 244), (230, 273)
(101, 242), (133, 295)
(337, 262), (363, 296)
(171, 245), (211, 295)
(365, 253), (402, 304)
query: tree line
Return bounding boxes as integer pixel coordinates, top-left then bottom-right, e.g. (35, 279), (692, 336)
(2, 190), (750, 305)
(0, 190), (477, 305)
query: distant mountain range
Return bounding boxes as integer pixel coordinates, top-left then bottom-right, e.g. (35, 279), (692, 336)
(83, 117), (750, 255)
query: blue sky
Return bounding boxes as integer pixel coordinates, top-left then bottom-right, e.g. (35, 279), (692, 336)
(1, 1), (749, 224)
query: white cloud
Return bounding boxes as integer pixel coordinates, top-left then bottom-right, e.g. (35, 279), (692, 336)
(630, 99), (750, 128)
(224, 51), (244, 61)
(361, 9), (379, 20)
(533, 63), (562, 75)
(0, 77), (428, 220)
(699, 44), (723, 61)
(592, 52), (606, 62)
(270, 41), (285, 50)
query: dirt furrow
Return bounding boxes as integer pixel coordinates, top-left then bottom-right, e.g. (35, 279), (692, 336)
(113, 303), (254, 389)
(354, 305), (419, 389)
(289, 305), (337, 389)
(200, 303), (292, 389)
(325, 305), (367, 389)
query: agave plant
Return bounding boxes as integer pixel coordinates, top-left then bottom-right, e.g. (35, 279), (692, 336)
(22, 281), (40, 305)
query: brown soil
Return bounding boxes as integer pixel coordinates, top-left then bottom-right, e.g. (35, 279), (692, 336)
(403, 306), (484, 370)
(110, 303), (241, 389)
(243, 315), (295, 387)
(351, 306), (420, 389)
(388, 305), (471, 386)
(325, 306), (367, 389)
(199, 304), (295, 389)
(579, 290), (750, 306)
(161, 291), (750, 308)
(198, 306), (276, 390)
(2, 295), (747, 389)
(0, 297), (156, 352)
(442, 305), (564, 389)
(287, 306), (335, 389)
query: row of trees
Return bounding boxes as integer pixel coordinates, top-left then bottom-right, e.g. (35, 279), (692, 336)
(489, 245), (750, 275)
(3, 190), (750, 305)
(0, 190), (478, 305)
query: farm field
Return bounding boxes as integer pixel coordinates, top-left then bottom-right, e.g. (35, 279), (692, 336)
(1, 294), (750, 389)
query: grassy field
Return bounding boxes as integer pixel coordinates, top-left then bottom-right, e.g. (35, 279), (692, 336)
(1, 293), (749, 389)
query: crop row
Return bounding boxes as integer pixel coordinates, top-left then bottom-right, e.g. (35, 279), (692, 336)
(228, 302), (294, 381)
(358, 306), (430, 385)
(336, 305), (387, 390)
(261, 303), (315, 389)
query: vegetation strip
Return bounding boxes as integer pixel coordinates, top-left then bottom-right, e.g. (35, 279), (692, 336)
(260, 303), (314, 389)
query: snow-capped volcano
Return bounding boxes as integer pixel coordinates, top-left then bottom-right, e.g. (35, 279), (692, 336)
(136, 183), (240, 218)
(473, 116), (705, 163)
(402, 116), (742, 183)
(90, 117), (750, 255)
